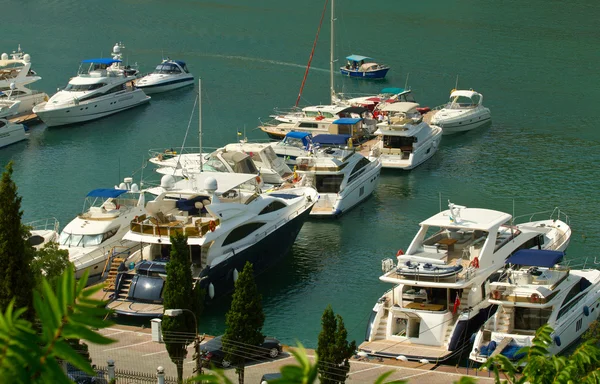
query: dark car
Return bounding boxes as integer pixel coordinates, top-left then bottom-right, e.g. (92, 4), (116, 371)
(260, 372), (283, 383)
(200, 335), (282, 368)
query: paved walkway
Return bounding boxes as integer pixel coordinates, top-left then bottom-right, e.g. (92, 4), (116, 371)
(87, 324), (495, 383)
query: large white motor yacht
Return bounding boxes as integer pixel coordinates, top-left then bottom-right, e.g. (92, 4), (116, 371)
(0, 45), (49, 117)
(359, 203), (571, 362)
(430, 90), (491, 135)
(106, 172), (318, 316)
(0, 99), (26, 148)
(294, 135), (382, 217)
(135, 59), (194, 94)
(366, 102), (442, 170)
(57, 179), (146, 282)
(470, 249), (600, 364)
(33, 43), (149, 127)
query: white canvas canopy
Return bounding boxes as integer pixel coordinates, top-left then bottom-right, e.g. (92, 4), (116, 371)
(382, 102), (420, 114)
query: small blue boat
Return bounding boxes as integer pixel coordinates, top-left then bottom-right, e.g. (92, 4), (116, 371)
(340, 54), (390, 79)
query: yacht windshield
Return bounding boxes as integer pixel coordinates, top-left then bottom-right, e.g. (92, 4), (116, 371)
(58, 232), (103, 247)
(154, 63), (181, 74)
(64, 83), (106, 92)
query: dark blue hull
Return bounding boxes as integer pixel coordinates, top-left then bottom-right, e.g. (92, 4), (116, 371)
(199, 206), (312, 302)
(340, 67), (389, 79)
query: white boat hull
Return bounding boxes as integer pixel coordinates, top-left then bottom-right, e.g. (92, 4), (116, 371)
(33, 89), (150, 127)
(0, 121), (27, 148)
(432, 109), (491, 135)
(136, 77), (194, 94)
(1, 92), (48, 116)
(371, 127), (442, 170)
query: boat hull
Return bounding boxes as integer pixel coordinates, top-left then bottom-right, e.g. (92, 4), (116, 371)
(136, 76), (194, 94)
(372, 129), (442, 170)
(432, 109), (491, 135)
(0, 121), (27, 148)
(340, 67), (389, 79)
(199, 205), (312, 301)
(33, 90), (150, 127)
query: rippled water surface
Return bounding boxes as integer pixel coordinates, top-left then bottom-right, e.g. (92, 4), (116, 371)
(2, 0), (599, 349)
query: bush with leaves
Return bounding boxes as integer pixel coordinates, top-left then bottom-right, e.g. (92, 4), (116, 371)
(0, 266), (115, 383)
(31, 241), (71, 288)
(316, 305), (356, 384)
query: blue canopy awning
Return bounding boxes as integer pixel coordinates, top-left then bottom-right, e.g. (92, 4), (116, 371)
(506, 249), (564, 268)
(285, 131), (312, 139)
(87, 189), (128, 198)
(381, 87), (405, 94)
(81, 58), (122, 64)
(346, 55), (373, 62)
(312, 134), (351, 145)
(174, 60), (186, 66)
(333, 117), (362, 125)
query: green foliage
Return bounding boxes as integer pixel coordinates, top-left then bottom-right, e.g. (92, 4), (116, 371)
(223, 261), (265, 383)
(583, 319), (600, 344)
(316, 305), (357, 384)
(482, 324), (600, 384)
(162, 232), (201, 383)
(31, 242), (71, 288)
(0, 161), (35, 321)
(0, 266), (115, 383)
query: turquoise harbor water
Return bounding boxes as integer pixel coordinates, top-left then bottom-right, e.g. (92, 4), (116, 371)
(2, 0), (600, 353)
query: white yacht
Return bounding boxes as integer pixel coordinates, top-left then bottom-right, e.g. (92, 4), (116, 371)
(359, 203), (571, 362)
(33, 43), (149, 127)
(294, 136), (382, 217)
(135, 59), (194, 94)
(0, 99), (26, 148)
(57, 179), (146, 282)
(269, 132), (314, 166)
(0, 45), (49, 117)
(470, 249), (600, 364)
(340, 87), (418, 112)
(367, 102), (442, 170)
(430, 90), (491, 135)
(150, 142), (293, 186)
(106, 172), (318, 316)
(259, 106), (376, 141)
(26, 217), (60, 250)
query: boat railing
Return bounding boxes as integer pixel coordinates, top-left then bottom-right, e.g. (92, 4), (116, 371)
(129, 214), (220, 238)
(100, 244), (140, 280)
(25, 217), (59, 234)
(512, 207), (570, 226)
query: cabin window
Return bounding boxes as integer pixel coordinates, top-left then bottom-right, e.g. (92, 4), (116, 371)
(102, 227), (119, 242)
(399, 93), (416, 103)
(315, 175), (344, 193)
(383, 135), (415, 149)
(0, 121), (5, 128)
(223, 222), (265, 246)
(64, 83), (106, 91)
(298, 122), (318, 128)
(58, 232), (103, 247)
(348, 157), (371, 184)
(259, 201), (286, 215)
(262, 146), (279, 162)
(514, 307), (552, 331)
(282, 137), (305, 148)
(557, 278), (591, 320)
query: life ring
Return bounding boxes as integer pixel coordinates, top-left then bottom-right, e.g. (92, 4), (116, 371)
(469, 257), (479, 269)
(396, 249), (404, 257)
(208, 220), (216, 232)
(530, 293), (540, 303)
(492, 290), (501, 300)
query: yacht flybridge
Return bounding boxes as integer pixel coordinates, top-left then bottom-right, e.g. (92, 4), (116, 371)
(359, 203), (571, 362)
(33, 43), (149, 127)
(106, 172), (318, 316)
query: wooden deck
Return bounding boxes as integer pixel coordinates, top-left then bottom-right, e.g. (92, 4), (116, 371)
(106, 299), (164, 316)
(9, 113), (40, 125)
(359, 339), (451, 361)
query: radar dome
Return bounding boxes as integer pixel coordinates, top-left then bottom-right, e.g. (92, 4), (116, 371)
(118, 182), (127, 190)
(161, 174), (176, 190)
(112, 44), (121, 54)
(1, 53), (8, 60)
(130, 183), (139, 193)
(23, 54), (31, 63)
(204, 176), (218, 192)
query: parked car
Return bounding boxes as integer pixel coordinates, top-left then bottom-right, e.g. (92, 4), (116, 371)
(260, 372), (283, 383)
(66, 363), (107, 384)
(200, 335), (282, 368)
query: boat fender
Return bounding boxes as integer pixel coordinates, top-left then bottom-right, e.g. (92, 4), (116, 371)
(233, 268), (239, 283)
(470, 257), (479, 269)
(530, 293), (540, 303)
(208, 283), (215, 299)
(208, 220), (216, 232)
(492, 290), (501, 300)
(554, 335), (561, 347)
(584, 305), (590, 316)
(396, 249), (404, 257)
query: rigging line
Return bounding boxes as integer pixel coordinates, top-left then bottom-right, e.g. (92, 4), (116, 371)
(174, 94), (199, 174)
(295, 0), (330, 108)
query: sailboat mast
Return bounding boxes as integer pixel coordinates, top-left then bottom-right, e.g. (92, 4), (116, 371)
(330, 0), (335, 104)
(199, 79), (203, 172)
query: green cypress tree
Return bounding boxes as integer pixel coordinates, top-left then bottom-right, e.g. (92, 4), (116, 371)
(317, 305), (357, 384)
(162, 232), (200, 383)
(0, 161), (35, 321)
(223, 261), (265, 384)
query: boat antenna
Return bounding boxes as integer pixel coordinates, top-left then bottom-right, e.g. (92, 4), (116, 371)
(439, 192), (442, 212)
(199, 78), (203, 173)
(295, 0), (329, 108)
(455, 75), (459, 90)
(404, 73), (410, 90)
(330, 0), (335, 104)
